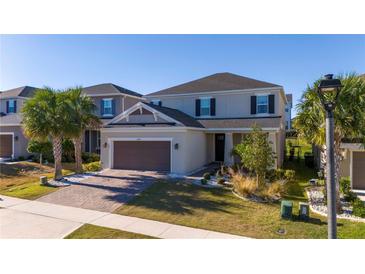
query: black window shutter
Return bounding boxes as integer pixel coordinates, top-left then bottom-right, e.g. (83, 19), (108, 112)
(111, 99), (115, 116)
(6, 101), (9, 113)
(268, 95), (275, 114)
(210, 98), (216, 116)
(250, 96), (257, 114)
(158, 101), (162, 107)
(14, 100), (17, 113)
(85, 130), (90, 152)
(100, 100), (104, 116)
(195, 99), (201, 116)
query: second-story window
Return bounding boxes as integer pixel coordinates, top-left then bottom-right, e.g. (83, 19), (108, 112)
(200, 98), (211, 116)
(7, 99), (16, 113)
(102, 98), (113, 116)
(257, 95), (268, 114)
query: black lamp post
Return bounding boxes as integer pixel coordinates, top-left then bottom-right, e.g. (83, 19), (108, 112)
(317, 74), (343, 239)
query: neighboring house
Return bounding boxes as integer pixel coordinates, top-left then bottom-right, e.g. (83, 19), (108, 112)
(100, 72), (288, 175)
(81, 83), (144, 154)
(0, 86), (37, 159)
(285, 94), (293, 130)
(338, 74), (365, 190)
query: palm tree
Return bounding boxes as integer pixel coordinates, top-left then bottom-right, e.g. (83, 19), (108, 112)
(64, 87), (100, 173)
(294, 73), (365, 209)
(22, 88), (74, 180)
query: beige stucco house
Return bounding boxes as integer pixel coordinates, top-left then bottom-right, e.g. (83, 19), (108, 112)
(100, 73), (288, 175)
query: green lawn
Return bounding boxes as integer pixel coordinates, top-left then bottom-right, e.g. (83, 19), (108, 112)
(0, 161), (75, 200)
(64, 224), (157, 239)
(115, 161), (365, 239)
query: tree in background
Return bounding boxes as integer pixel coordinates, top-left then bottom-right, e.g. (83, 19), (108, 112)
(27, 139), (53, 165)
(63, 87), (100, 173)
(294, 73), (365, 210)
(234, 125), (275, 186)
(22, 88), (76, 180)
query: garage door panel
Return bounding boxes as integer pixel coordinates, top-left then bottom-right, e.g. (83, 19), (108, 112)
(353, 152), (365, 190)
(113, 141), (170, 172)
(0, 135), (13, 157)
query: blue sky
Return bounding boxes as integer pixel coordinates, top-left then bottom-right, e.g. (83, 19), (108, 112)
(1, 35), (364, 116)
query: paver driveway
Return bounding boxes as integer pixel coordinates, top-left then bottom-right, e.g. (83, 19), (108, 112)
(37, 169), (166, 212)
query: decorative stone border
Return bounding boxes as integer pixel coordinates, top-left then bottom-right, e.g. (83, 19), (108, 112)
(306, 188), (365, 223)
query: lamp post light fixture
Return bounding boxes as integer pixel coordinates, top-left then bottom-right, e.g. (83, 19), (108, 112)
(317, 74), (343, 239)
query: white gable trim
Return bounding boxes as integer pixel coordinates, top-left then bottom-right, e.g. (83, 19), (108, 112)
(106, 102), (183, 126)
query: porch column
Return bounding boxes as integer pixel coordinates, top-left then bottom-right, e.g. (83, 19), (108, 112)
(224, 132), (234, 166)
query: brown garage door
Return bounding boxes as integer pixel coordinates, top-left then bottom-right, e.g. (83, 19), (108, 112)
(0, 134), (13, 158)
(353, 151), (365, 190)
(113, 141), (171, 172)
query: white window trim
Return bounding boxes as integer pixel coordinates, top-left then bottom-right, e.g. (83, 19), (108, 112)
(199, 97), (212, 118)
(102, 98), (113, 117)
(256, 95), (269, 115)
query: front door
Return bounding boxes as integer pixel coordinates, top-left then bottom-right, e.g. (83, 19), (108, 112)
(215, 134), (225, 162)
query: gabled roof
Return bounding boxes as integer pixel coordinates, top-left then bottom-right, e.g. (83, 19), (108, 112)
(0, 86), (37, 99)
(107, 102), (204, 128)
(146, 103), (204, 128)
(147, 72), (282, 96)
(83, 83), (142, 98)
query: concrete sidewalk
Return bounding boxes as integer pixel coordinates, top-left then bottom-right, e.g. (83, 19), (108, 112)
(0, 195), (247, 239)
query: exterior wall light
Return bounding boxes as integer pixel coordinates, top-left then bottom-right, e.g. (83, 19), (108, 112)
(174, 143), (179, 150)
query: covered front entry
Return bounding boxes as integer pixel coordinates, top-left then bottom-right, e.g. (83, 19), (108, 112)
(0, 134), (13, 158)
(352, 151), (365, 190)
(112, 140), (171, 172)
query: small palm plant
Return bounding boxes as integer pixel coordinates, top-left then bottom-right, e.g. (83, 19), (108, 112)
(64, 87), (101, 173)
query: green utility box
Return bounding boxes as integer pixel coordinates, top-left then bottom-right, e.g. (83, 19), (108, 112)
(281, 200), (293, 219)
(299, 202), (310, 221)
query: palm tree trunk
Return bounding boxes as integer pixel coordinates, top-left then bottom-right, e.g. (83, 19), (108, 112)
(321, 142), (342, 212)
(334, 138), (343, 212)
(72, 135), (83, 173)
(52, 135), (63, 180)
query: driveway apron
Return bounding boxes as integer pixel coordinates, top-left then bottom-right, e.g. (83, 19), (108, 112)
(37, 169), (165, 212)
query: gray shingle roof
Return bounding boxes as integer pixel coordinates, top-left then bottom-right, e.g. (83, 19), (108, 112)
(83, 83), (142, 98)
(147, 72), (282, 96)
(0, 86), (37, 99)
(146, 103), (204, 128)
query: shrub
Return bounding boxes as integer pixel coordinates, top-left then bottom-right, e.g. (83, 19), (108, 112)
(217, 178), (226, 185)
(200, 178), (208, 185)
(82, 161), (101, 172)
(275, 169), (285, 179)
(203, 172), (211, 180)
(261, 181), (285, 200)
(17, 156), (25, 161)
(352, 198), (365, 218)
(345, 191), (358, 203)
(284, 170), (296, 182)
(231, 173), (257, 197)
(82, 152), (100, 163)
(340, 177), (351, 195)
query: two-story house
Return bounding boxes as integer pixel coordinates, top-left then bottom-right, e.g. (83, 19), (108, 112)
(81, 83), (144, 154)
(0, 86), (37, 159)
(100, 73), (287, 175)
